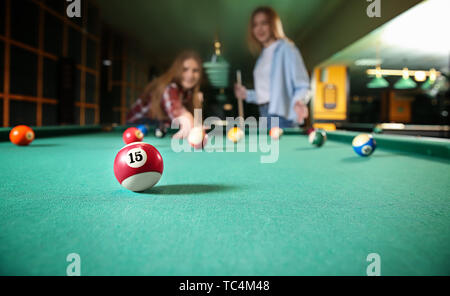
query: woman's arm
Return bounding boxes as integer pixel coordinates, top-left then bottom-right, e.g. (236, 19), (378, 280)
(288, 45), (310, 105)
(172, 110), (194, 139)
(162, 85), (185, 119)
(286, 45), (311, 123)
(162, 85), (194, 139)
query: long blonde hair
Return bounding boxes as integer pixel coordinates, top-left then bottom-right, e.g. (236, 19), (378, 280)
(247, 6), (287, 55)
(141, 51), (203, 120)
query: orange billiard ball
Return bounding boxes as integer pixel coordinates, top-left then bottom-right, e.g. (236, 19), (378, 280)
(9, 125), (35, 146)
(269, 127), (284, 140)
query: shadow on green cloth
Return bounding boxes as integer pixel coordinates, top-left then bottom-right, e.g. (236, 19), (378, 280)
(143, 184), (239, 195)
(340, 153), (408, 163)
(341, 152), (450, 164)
(295, 145), (344, 151)
(28, 144), (62, 148)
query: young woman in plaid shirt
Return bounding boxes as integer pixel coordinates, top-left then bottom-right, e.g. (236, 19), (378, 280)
(127, 51), (204, 139)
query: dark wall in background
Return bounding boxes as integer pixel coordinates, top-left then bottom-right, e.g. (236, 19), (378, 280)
(0, 0), (150, 127)
(0, 0), (101, 127)
(100, 27), (150, 125)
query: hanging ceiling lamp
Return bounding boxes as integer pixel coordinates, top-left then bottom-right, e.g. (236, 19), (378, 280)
(421, 68), (437, 90)
(203, 38), (230, 103)
(203, 40), (230, 89)
(367, 66), (389, 88)
(414, 71), (427, 82)
(367, 41), (388, 89)
(394, 67), (417, 89)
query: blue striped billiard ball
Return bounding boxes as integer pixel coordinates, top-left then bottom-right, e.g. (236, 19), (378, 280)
(352, 134), (376, 157)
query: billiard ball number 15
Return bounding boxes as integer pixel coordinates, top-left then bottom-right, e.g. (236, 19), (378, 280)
(126, 148), (147, 168)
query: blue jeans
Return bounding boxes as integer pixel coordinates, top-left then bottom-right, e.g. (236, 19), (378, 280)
(258, 103), (295, 129)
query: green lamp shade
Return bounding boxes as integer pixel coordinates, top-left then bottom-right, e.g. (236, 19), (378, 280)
(203, 55), (230, 89)
(394, 77), (417, 89)
(367, 77), (389, 88)
(421, 78), (435, 90)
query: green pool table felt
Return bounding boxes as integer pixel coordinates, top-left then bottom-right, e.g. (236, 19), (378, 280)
(0, 131), (449, 275)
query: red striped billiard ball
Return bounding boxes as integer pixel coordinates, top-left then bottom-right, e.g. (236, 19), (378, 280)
(114, 142), (164, 192)
(123, 127), (144, 144)
(9, 125), (35, 146)
(306, 127), (315, 135)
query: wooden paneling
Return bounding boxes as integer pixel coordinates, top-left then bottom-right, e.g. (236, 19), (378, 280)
(1, 0), (100, 127)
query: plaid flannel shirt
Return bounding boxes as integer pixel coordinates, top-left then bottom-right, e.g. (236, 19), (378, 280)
(127, 83), (193, 123)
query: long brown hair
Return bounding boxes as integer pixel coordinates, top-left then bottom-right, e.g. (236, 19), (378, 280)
(141, 51), (203, 120)
(247, 6), (287, 55)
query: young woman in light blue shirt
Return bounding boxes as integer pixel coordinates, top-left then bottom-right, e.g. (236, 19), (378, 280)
(234, 6), (311, 128)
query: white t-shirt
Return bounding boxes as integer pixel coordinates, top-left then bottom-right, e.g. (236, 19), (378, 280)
(253, 40), (280, 105)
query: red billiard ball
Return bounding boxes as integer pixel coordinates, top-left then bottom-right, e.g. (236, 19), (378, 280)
(123, 127), (144, 144)
(188, 127), (208, 149)
(113, 142), (164, 192)
(9, 125), (35, 146)
(306, 127), (315, 135)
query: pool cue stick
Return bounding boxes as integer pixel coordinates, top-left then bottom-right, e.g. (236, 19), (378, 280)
(236, 70), (244, 127)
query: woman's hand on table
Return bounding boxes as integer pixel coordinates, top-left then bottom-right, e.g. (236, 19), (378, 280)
(172, 110), (194, 139)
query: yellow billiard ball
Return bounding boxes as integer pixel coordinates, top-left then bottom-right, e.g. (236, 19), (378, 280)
(227, 127), (244, 143)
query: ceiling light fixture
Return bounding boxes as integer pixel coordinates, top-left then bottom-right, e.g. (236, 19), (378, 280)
(367, 66), (389, 88)
(421, 68), (438, 90)
(414, 71), (427, 82)
(366, 68), (441, 77)
(394, 67), (417, 89)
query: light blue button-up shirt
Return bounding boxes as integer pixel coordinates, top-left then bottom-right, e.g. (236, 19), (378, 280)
(246, 39), (310, 122)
